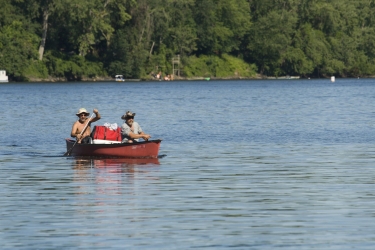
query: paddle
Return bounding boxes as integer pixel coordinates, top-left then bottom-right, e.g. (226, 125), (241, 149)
(63, 113), (95, 156)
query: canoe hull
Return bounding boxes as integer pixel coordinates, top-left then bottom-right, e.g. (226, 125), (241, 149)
(65, 139), (161, 158)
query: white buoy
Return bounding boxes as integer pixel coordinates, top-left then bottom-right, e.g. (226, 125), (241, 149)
(331, 76), (335, 82)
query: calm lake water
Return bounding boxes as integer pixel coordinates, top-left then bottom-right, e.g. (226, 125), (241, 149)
(1, 79), (375, 249)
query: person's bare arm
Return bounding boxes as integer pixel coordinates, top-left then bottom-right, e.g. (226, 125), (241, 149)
(90, 109), (101, 123)
(129, 131), (151, 141)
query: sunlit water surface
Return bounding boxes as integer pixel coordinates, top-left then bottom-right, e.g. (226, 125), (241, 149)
(1, 79), (375, 249)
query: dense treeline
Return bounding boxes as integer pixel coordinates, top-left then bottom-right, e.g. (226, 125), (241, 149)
(1, 0), (375, 81)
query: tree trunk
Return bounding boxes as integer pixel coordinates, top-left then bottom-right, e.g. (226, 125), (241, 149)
(38, 10), (49, 61)
(149, 41), (155, 57)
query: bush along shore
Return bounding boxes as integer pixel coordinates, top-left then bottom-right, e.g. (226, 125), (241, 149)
(17, 54), (259, 82)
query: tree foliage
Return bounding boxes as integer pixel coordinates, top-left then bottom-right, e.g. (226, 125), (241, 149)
(0, 21), (39, 80)
(2, 0), (375, 81)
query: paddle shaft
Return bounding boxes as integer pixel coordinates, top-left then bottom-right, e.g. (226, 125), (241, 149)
(64, 113), (95, 156)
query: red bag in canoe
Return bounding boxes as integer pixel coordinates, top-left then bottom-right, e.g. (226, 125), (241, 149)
(92, 126), (122, 141)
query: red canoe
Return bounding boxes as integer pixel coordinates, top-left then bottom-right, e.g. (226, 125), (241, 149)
(65, 139), (162, 158)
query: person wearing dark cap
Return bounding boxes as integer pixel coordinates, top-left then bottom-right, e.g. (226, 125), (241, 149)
(120, 111), (151, 143)
(71, 108), (101, 144)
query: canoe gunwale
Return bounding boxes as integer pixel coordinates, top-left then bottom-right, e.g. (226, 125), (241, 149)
(65, 138), (162, 158)
(65, 138), (162, 148)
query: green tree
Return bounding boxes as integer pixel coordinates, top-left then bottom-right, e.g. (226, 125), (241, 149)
(0, 21), (39, 79)
(0, 0), (22, 27)
(247, 10), (298, 76)
(164, 0), (197, 56)
(193, 0), (251, 56)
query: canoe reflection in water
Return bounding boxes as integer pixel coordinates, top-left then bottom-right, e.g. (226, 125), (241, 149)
(73, 157), (160, 170)
(72, 158), (161, 202)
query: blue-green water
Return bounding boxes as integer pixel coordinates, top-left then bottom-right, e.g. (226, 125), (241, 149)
(1, 79), (375, 249)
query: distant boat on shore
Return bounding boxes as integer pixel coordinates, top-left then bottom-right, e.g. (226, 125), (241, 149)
(0, 70), (8, 82)
(115, 75), (125, 82)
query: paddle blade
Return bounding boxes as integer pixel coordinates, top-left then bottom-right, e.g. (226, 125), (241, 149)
(63, 141), (77, 156)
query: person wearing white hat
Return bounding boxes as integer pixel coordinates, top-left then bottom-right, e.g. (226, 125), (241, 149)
(120, 110), (151, 143)
(70, 108), (101, 143)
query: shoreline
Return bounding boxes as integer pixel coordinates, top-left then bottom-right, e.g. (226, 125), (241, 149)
(6, 75), (372, 83)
